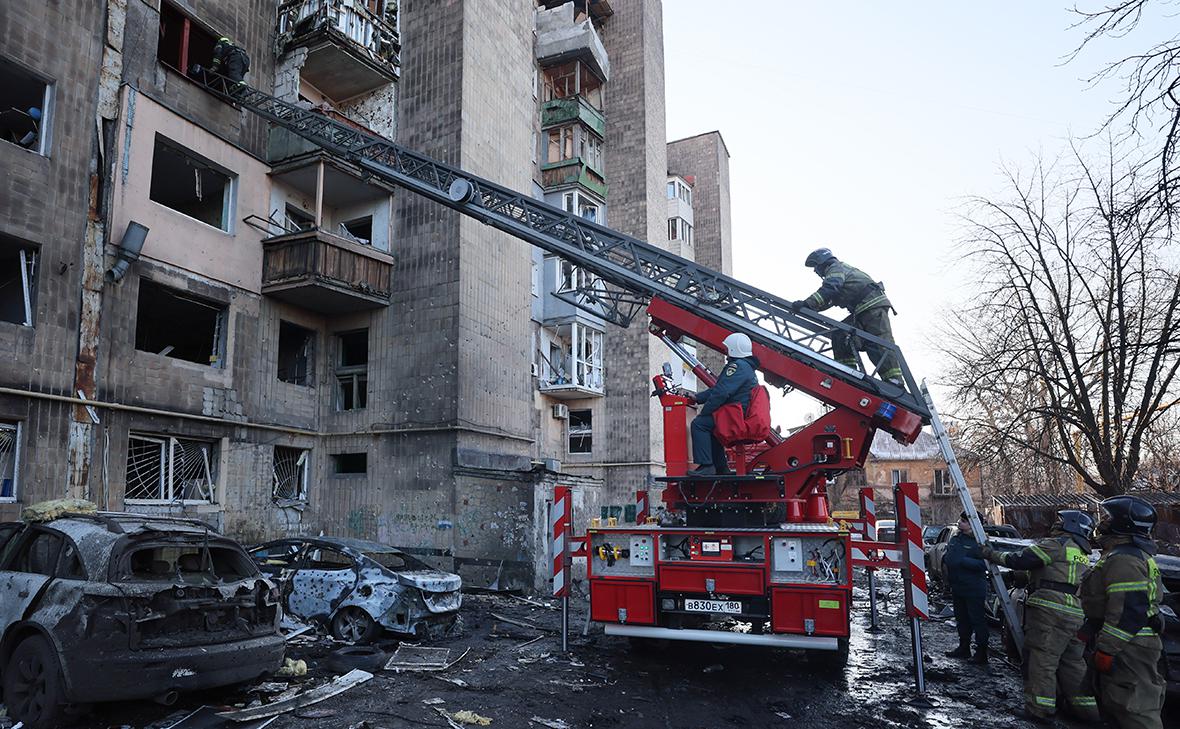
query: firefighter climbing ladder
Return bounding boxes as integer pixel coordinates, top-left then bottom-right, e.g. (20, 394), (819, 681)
(921, 382), (1025, 660)
(197, 73), (930, 421)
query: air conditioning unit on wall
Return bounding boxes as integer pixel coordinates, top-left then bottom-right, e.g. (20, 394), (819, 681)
(552, 403), (569, 419)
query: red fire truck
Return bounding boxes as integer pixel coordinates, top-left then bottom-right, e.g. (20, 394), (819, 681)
(202, 74), (931, 664)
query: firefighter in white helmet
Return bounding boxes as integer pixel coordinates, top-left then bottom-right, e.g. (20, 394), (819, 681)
(686, 332), (758, 477)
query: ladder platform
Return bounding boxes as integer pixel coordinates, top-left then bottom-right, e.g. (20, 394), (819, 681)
(656, 474), (785, 484)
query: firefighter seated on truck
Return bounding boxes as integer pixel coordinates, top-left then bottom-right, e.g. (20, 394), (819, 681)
(686, 332), (758, 477)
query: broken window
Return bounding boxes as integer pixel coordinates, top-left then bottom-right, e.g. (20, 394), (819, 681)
(10, 530), (62, 576)
(285, 204), (315, 231)
(305, 547), (354, 570)
(541, 60), (603, 109)
(157, 1), (217, 77)
(120, 544), (253, 582)
(561, 191), (600, 223)
(277, 321), (315, 385)
(332, 452), (367, 475)
(0, 234), (37, 326)
(0, 56), (51, 155)
(556, 259), (599, 293)
(272, 446), (309, 502)
(0, 421), (19, 501)
(572, 324), (604, 390)
(539, 322), (603, 392)
(568, 409), (592, 454)
(547, 126), (575, 164)
(150, 134), (234, 230)
(339, 216), (373, 245)
(335, 329), (368, 411)
(580, 133), (603, 172)
(135, 279), (227, 367)
(125, 434), (218, 502)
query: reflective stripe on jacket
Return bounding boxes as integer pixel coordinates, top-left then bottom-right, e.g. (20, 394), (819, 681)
(1080, 537), (1163, 655)
(995, 533), (1089, 617)
(803, 261), (893, 314)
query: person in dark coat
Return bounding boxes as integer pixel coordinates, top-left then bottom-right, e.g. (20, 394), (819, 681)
(686, 332), (759, 477)
(944, 512), (990, 664)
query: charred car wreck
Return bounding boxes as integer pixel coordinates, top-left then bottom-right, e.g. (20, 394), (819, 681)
(0, 512), (284, 729)
(251, 537), (462, 642)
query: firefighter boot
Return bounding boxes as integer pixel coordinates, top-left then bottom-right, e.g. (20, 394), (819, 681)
(969, 645), (989, 664)
(945, 642), (971, 659)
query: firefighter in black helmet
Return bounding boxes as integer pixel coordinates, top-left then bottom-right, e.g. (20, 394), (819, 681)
(980, 510), (1099, 723)
(1079, 496), (1165, 729)
(792, 249), (902, 384)
(209, 37), (251, 83)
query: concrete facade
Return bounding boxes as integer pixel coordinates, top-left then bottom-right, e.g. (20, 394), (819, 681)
(0, 0), (732, 592)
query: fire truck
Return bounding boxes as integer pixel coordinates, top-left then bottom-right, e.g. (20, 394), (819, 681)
(200, 75), (930, 664)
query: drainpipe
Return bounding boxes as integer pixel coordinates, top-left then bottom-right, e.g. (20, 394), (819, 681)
(105, 220), (148, 283)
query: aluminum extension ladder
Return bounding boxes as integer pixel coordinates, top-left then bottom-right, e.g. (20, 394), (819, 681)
(921, 382), (1025, 660)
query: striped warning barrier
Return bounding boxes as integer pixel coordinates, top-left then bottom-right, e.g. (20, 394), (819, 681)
(635, 490), (650, 525)
(894, 481), (929, 619)
(552, 486), (571, 598)
(860, 487), (877, 541)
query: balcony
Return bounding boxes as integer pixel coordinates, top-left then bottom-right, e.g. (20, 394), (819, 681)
(538, 321), (604, 400)
(277, 0), (401, 101)
(261, 229), (393, 313)
(541, 158), (607, 198)
(542, 96), (605, 138)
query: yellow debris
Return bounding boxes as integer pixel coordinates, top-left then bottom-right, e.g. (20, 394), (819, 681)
(21, 499), (98, 523)
(275, 658), (308, 677)
(451, 710), (493, 726)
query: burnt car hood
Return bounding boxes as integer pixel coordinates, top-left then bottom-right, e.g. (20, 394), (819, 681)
(395, 569), (461, 593)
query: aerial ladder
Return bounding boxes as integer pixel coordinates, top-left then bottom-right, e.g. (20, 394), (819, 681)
(197, 74), (1002, 663)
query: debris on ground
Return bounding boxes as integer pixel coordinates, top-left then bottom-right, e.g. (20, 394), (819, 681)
(529, 717), (570, 728)
(217, 669), (373, 721)
(489, 612), (554, 633)
(384, 645), (453, 671)
(449, 709), (493, 725)
(274, 658), (308, 677)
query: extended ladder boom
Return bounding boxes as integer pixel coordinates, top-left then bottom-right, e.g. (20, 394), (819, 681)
(201, 75), (930, 422)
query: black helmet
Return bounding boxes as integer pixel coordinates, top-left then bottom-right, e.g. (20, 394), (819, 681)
(1097, 495), (1156, 539)
(1053, 509), (1095, 543)
(805, 248), (836, 269)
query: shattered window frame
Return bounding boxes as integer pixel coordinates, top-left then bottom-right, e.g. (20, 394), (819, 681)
(335, 329), (369, 411)
(149, 134), (236, 232)
(272, 445), (309, 503)
(0, 420), (21, 502)
(134, 278), (228, 367)
(125, 433), (219, 504)
(0, 55), (54, 157)
(568, 409), (592, 454)
(277, 320), (315, 386)
(0, 233), (38, 327)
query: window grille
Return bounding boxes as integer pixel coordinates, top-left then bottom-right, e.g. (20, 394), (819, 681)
(126, 434), (217, 502)
(272, 446), (309, 501)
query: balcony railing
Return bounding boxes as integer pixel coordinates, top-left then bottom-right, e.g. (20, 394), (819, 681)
(541, 158), (607, 198)
(277, 0), (401, 100)
(541, 96), (606, 139)
(261, 228), (393, 313)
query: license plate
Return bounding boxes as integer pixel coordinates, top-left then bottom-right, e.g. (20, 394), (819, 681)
(683, 598), (742, 614)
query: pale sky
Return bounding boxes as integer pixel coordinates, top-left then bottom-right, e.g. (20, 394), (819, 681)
(662, 1), (1159, 424)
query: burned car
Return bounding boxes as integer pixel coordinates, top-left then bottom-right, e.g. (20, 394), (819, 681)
(250, 537), (461, 642)
(0, 512), (284, 729)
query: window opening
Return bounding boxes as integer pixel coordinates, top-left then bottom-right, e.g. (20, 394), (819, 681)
(157, 1), (217, 77)
(135, 279), (227, 366)
(667, 181), (676, 199)
(12, 531), (63, 576)
(890, 469), (909, 485)
(668, 218), (678, 241)
(306, 547), (354, 570)
(272, 446), (309, 502)
(934, 469), (954, 495)
(541, 60), (603, 109)
(149, 134), (234, 231)
(0, 234), (36, 326)
(277, 320), (315, 385)
(333, 452), (368, 475)
(56, 540), (87, 580)
(0, 422), (18, 501)
(335, 329), (369, 411)
(568, 410), (592, 454)
(547, 126), (576, 164)
(340, 216), (373, 245)
(285, 204), (315, 231)
(125, 434), (218, 502)
(572, 323), (603, 390)
(0, 56), (51, 154)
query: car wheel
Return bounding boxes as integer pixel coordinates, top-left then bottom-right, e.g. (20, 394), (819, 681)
(331, 607), (380, 644)
(3, 635), (68, 729)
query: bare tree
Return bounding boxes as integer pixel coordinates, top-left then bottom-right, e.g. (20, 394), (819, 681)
(941, 147), (1180, 497)
(1070, 1), (1180, 202)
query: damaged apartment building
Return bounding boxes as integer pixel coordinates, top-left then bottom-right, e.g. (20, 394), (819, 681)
(0, 0), (732, 590)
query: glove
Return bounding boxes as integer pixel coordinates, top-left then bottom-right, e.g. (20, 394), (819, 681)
(1092, 650), (1115, 674)
(789, 300), (807, 311)
(979, 544), (999, 563)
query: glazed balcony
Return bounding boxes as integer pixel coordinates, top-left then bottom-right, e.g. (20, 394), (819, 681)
(261, 229), (393, 313)
(277, 0), (401, 100)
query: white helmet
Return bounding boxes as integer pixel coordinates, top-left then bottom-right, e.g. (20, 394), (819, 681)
(722, 332), (753, 358)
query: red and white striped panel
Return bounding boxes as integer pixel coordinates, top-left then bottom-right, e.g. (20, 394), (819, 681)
(859, 487), (877, 541)
(552, 486), (571, 597)
(895, 481), (929, 619)
(635, 490), (650, 525)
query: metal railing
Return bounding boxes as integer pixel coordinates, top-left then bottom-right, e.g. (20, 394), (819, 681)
(278, 0), (400, 67)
